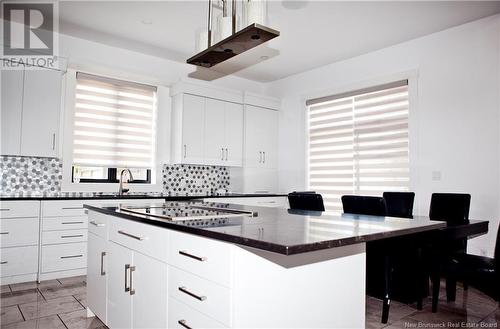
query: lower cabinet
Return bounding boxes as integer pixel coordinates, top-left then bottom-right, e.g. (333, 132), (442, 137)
(87, 232), (108, 323)
(106, 241), (168, 329)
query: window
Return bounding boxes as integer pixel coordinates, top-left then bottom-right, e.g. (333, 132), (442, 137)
(72, 72), (157, 184)
(306, 80), (409, 213)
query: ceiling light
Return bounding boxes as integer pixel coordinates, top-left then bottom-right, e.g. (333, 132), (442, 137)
(187, 0), (279, 69)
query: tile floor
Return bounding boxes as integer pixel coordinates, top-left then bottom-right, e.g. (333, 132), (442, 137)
(0, 276), (498, 328)
(0, 276), (104, 329)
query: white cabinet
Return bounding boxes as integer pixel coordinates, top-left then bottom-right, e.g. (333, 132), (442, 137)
(181, 94), (206, 164)
(1, 70), (24, 155)
(87, 232), (108, 323)
(244, 105), (278, 169)
(224, 102), (244, 166)
(204, 98), (226, 164)
(172, 93), (243, 166)
(21, 69), (62, 157)
(107, 241), (133, 329)
(0, 65), (63, 157)
(243, 105), (279, 193)
(107, 241), (168, 329)
(0, 200), (40, 284)
(205, 98), (244, 166)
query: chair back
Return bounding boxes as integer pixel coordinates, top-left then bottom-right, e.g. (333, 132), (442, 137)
(341, 195), (387, 216)
(383, 192), (415, 218)
(288, 192), (325, 211)
(429, 193), (471, 254)
(429, 193), (471, 225)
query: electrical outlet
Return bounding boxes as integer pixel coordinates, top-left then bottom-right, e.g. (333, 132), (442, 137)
(432, 171), (442, 181)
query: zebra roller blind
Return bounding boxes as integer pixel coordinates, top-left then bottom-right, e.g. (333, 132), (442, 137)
(73, 72), (157, 169)
(306, 80), (409, 213)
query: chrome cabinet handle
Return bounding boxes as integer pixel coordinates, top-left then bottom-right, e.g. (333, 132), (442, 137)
(52, 133), (56, 150)
(0, 261), (8, 264)
(100, 251), (106, 276)
(178, 320), (192, 329)
(61, 234), (84, 238)
(118, 230), (145, 241)
(225, 148), (228, 161)
(60, 255), (83, 259)
(129, 265), (136, 295)
(0, 208), (10, 211)
(184, 144), (187, 158)
(221, 147), (224, 160)
(62, 207), (83, 210)
(178, 286), (206, 301)
(179, 250), (207, 262)
(125, 264), (130, 292)
(259, 151), (262, 163)
(0, 232), (9, 235)
(89, 221), (105, 227)
(263, 151), (266, 163)
(62, 221), (84, 225)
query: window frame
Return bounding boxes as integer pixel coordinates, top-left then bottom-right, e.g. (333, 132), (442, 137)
(304, 77), (415, 213)
(60, 68), (167, 193)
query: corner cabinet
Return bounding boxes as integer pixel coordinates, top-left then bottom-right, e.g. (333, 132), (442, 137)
(0, 65), (63, 157)
(171, 93), (243, 167)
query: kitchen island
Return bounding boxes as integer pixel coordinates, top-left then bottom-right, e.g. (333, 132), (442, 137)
(84, 201), (446, 328)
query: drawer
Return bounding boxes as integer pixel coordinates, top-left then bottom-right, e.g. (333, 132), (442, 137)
(0, 245), (38, 277)
(42, 229), (88, 245)
(42, 200), (87, 217)
(0, 201), (40, 218)
(168, 297), (227, 329)
(169, 266), (231, 327)
(42, 216), (88, 231)
(169, 231), (231, 287)
(109, 217), (169, 262)
(41, 242), (87, 273)
(0, 217), (39, 248)
(87, 211), (108, 239)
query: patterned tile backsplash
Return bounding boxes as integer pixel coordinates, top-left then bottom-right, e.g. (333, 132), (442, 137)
(0, 156), (230, 196)
(162, 164), (230, 196)
(1, 156), (63, 195)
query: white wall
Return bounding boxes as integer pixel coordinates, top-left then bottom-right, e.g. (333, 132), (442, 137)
(266, 15), (500, 257)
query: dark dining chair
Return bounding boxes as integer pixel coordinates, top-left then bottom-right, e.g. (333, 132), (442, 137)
(447, 224), (499, 302)
(288, 191), (325, 211)
(341, 195), (386, 216)
(428, 193), (471, 303)
(383, 192), (415, 218)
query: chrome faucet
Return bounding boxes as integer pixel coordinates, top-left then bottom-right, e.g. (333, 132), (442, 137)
(118, 169), (134, 195)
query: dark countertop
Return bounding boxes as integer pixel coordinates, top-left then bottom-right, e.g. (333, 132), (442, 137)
(84, 200), (450, 255)
(0, 193), (287, 201)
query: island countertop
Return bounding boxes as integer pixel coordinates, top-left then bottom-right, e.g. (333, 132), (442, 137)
(83, 200), (450, 255)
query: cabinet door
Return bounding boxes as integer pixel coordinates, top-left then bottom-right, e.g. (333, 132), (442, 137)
(204, 98), (225, 165)
(87, 233), (108, 324)
(21, 68), (62, 157)
(107, 242), (133, 329)
(1, 69), (24, 155)
(260, 108), (278, 169)
(224, 102), (243, 166)
(131, 251), (168, 329)
(182, 94), (205, 164)
(244, 105), (265, 167)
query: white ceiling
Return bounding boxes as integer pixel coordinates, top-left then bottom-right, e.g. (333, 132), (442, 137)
(59, 1), (500, 82)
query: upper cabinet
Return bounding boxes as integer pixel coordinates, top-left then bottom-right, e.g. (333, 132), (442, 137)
(244, 105), (278, 169)
(171, 93), (243, 167)
(1, 65), (63, 157)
